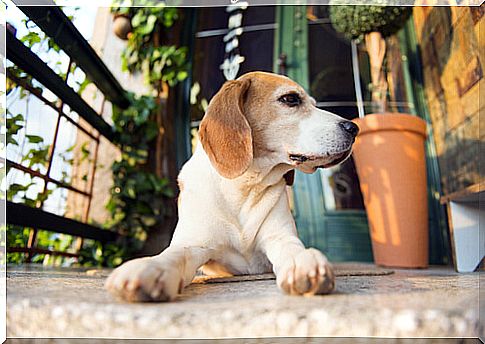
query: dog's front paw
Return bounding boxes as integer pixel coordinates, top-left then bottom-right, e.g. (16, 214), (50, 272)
(277, 248), (335, 296)
(105, 257), (183, 302)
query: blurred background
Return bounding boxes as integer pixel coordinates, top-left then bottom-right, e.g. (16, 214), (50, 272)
(4, 1), (483, 269)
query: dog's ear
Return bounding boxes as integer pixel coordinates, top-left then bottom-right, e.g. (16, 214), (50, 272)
(199, 78), (252, 179)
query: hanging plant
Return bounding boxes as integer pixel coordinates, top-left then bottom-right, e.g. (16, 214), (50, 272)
(111, 3), (188, 87)
(329, 3), (412, 113)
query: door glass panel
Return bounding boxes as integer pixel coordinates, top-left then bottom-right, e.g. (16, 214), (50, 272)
(307, 6), (365, 211)
(191, 6), (275, 122)
(190, 7), (276, 153)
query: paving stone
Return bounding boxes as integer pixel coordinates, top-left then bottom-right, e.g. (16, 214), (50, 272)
(6, 263), (482, 338)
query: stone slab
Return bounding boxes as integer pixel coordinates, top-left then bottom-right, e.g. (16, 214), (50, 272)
(6, 263), (482, 338)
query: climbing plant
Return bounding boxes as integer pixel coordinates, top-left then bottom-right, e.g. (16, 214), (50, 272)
(6, 4), (190, 267)
(76, 4), (191, 267)
(5, 109), (80, 264)
(78, 93), (174, 267)
(5, 11), (93, 265)
(111, 2), (189, 87)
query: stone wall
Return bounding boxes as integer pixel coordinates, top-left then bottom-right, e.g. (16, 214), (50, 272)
(413, 7), (484, 195)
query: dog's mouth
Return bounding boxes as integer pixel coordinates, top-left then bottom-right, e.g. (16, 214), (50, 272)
(289, 149), (351, 171)
(316, 151), (351, 168)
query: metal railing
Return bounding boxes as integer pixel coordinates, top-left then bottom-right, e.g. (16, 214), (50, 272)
(6, 4), (129, 262)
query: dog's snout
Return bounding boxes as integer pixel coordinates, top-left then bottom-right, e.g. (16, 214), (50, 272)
(338, 121), (359, 137)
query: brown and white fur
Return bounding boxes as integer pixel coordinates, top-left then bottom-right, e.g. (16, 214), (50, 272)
(105, 71), (359, 302)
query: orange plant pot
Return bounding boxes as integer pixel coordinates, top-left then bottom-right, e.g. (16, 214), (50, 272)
(352, 113), (429, 268)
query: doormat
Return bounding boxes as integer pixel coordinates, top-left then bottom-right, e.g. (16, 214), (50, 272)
(192, 263), (394, 284)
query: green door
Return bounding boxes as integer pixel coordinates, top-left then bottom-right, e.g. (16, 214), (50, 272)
(273, 6), (373, 262)
(186, 6), (447, 265)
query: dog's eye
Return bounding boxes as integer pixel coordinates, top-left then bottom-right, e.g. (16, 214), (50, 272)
(278, 93), (301, 107)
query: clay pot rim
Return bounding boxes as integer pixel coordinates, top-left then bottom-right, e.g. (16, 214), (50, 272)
(352, 113), (427, 139)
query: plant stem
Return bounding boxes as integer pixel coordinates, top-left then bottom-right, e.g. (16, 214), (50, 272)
(365, 31), (388, 114)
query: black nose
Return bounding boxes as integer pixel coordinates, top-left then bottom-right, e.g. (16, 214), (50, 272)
(339, 121), (359, 137)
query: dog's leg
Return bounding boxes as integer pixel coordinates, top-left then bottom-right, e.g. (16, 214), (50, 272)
(105, 246), (213, 302)
(264, 239), (335, 295)
(258, 194), (335, 296)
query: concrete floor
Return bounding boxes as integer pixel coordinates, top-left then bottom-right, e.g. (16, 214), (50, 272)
(6, 263), (483, 339)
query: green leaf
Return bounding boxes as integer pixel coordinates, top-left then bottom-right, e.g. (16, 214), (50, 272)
(140, 216), (157, 227)
(190, 82), (200, 105)
(137, 14), (158, 35)
(131, 11), (146, 28)
(126, 186), (136, 198)
(20, 31), (41, 46)
(7, 114), (25, 145)
(77, 78), (91, 95)
(26, 135), (44, 144)
(177, 71), (188, 81)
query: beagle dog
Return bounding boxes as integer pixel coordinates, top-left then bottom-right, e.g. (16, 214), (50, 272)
(105, 71), (359, 302)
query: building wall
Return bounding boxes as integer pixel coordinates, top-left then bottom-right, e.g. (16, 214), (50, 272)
(413, 7), (484, 195)
(66, 8), (149, 226)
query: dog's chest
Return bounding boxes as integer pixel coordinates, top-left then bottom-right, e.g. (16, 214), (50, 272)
(234, 181), (286, 242)
(206, 247), (272, 275)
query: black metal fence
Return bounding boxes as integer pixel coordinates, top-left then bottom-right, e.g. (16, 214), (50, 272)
(5, 4), (129, 261)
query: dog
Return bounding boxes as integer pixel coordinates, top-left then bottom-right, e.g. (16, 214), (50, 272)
(105, 71), (359, 302)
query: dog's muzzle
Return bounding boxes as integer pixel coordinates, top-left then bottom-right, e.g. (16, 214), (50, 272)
(289, 148), (352, 169)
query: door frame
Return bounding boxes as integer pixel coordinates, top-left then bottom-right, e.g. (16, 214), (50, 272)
(273, 6), (372, 262)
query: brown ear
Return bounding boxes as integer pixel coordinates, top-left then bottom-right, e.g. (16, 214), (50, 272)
(199, 78), (252, 179)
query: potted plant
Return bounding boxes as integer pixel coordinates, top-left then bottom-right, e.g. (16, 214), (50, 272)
(329, 4), (429, 268)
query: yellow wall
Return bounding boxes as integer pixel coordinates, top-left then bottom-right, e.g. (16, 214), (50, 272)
(413, 7), (483, 195)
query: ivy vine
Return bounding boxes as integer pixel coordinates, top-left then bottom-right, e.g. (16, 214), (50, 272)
(6, 110), (80, 265)
(5, 12), (95, 265)
(111, 2), (189, 87)
(78, 94), (174, 267)
(6, 4), (190, 267)
(79, 4), (190, 266)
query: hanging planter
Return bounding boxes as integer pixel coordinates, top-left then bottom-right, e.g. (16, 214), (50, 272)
(330, 4), (429, 268)
(112, 13), (132, 40)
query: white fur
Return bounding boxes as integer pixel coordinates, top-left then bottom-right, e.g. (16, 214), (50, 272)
(295, 108), (350, 156)
(105, 73), (353, 302)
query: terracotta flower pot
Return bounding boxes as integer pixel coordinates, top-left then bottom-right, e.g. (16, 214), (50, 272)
(352, 113), (429, 268)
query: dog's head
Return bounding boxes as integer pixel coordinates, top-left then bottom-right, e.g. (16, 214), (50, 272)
(199, 71), (359, 179)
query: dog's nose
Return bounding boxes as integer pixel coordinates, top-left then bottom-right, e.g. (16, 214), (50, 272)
(339, 121), (359, 137)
